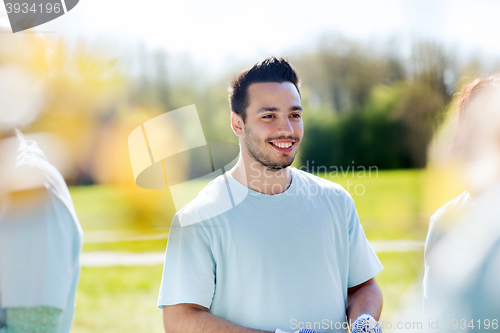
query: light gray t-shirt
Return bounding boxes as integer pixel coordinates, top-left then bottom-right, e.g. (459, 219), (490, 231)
(0, 131), (83, 333)
(158, 168), (382, 333)
(423, 183), (500, 329)
(423, 190), (471, 304)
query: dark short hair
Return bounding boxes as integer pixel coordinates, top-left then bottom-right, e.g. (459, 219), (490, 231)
(228, 56), (300, 122)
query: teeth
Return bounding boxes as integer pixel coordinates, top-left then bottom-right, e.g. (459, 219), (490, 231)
(272, 142), (292, 148)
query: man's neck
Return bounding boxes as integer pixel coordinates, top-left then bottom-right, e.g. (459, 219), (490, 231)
(228, 154), (292, 195)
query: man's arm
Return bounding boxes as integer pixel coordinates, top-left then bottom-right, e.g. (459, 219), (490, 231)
(346, 278), (383, 323)
(163, 303), (272, 333)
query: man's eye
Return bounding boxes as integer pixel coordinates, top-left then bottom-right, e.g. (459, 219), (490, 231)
(291, 114), (301, 118)
(262, 115), (274, 119)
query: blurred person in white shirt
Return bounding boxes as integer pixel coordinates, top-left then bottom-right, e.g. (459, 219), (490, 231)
(423, 73), (500, 331)
(0, 62), (83, 333)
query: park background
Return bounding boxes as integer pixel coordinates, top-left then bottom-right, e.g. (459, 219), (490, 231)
(1, 0), (500, 331)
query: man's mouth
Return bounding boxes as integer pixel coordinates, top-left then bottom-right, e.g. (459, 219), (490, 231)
(269, 140), (296, 152)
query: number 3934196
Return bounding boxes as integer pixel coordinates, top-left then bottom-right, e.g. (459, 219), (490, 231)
(3, 0), (79, 33)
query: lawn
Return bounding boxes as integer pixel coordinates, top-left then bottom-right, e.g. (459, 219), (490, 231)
(69, 169), (458, 332)
(72, 266), (165, 333)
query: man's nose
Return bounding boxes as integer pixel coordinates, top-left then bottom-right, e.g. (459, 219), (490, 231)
(275, 117), (294, 135)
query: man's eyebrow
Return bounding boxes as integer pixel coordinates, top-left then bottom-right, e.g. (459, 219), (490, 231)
(256, 106), (303, 113)
(256, 107), (278, 113)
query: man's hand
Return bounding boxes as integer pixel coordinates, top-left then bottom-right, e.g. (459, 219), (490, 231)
(351, 314), (382, 333)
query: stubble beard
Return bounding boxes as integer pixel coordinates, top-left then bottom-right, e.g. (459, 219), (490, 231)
(243, 125), (299, 171)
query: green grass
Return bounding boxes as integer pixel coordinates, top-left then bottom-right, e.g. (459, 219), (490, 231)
(69, 185), (136, 232)
(322, 169), (429, 240)
(69, 185), (175, 233)
(376, 251), (425, 319)
(82, 238), (167, 253)
(73, 266), (165, 333)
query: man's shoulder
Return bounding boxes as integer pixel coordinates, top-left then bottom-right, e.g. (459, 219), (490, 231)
(427, 191), (471, 241)
(175, 175), (233, 227)
(1, 135), (51, 193)
(430, 191), (471, 223)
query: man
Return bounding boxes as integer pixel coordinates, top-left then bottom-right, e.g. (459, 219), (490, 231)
(158, 57), (383, 333)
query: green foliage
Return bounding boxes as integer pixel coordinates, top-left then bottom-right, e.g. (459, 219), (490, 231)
(292, 39), (454, 170)
(293, 36), (406, 113)
(299, 76), (448, 170)
(300, 105), (410, 170)
(392, 81), (447, 168)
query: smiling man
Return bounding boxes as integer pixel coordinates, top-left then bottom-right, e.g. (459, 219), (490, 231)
(158, 57), (383, 333)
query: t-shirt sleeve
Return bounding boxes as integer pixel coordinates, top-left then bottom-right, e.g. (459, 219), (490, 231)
(0, 188), (75, 310)
(345, 194), (383, 288)
(157, 214), (216, 309)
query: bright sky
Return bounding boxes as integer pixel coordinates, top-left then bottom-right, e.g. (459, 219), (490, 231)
(3, 0), (500, 75)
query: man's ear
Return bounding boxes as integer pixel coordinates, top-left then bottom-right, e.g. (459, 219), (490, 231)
(231, 112), (244, 137)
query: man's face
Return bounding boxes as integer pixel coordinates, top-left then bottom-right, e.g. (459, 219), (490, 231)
(240, 81), (303, 169)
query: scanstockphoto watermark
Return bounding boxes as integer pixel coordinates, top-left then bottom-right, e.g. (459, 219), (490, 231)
(289, 319), (499, 331)
(290, 318), (351, 331)
(289, 318), (423, 331)
(379, 319), (498, 330)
